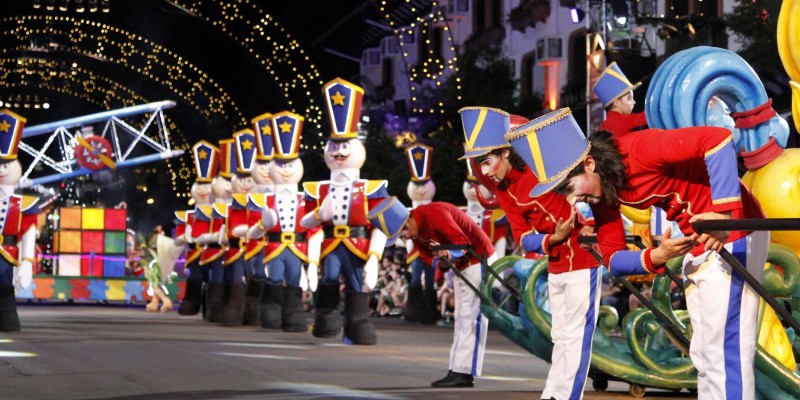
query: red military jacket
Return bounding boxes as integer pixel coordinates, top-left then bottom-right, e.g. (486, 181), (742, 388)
(410, 202), (495, 271)
(243, 194), (267, 261)
(191, 203), (226, 265)
(592, 127), (764, 274)
(598, 110), (648, 137)
(174, 210), (200, 265)
(0, 195), (39, 264)
(223, 194), (249, 265)
(497, 166), (598, 274)
(303, 179), (388, 260)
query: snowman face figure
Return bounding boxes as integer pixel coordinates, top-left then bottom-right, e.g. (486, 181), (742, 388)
(269, 158), (304, 185)
(211, 176), (233, 201)
(190, 182), (213, 205)
(462, 181), (478, 202)
(251, 160), (273, 186)
(0, 160), (21, 187)
(323, 138), (366, 170)
(407, 180), (435, 202)
(232, 174), (256, 194)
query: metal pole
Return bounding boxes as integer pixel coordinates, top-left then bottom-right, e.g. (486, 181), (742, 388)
(584, 246), (690, 351)
(432, 244), (520, 300)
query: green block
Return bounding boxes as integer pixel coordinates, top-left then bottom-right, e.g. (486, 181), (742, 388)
(104, 231), (127, 254)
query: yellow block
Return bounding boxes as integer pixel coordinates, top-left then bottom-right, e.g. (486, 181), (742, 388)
(105, 280), (127, 301)
(82, 208), (105, 230)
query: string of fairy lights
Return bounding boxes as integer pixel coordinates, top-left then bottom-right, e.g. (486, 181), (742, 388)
(171, 0), (328, 151)
(0, 56), (194, 197)
(1, 2), (329, 199)
(372, 0), (461, 115)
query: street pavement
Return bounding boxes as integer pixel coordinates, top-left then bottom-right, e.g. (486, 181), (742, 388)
(0, 302), (697, 399)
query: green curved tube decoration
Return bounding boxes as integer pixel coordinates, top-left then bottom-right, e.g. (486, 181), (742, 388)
(480, 244), (800, 398)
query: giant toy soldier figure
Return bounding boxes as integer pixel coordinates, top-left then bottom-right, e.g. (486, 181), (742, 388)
(0, 110), (39, 332)
(180, 141), (218, 316)
(402, 143), (439, 324)
(301, 78), (390, 345)
(249, 111), (315, 332)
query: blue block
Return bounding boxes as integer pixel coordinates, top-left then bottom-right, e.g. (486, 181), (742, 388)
(103, 259), (126, 277)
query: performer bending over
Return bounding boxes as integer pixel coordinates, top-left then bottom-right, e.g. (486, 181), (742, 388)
(404, 201), (496, 388)
(507, 108), (768, 400)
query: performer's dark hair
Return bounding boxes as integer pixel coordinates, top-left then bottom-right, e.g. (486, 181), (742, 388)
(563, 130), (628, 205)
(475, 147), (527, 171)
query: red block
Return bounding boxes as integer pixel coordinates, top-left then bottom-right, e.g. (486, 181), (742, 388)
(81, 231), (105, 253)
(104, 208), (127, 230)
(80, 256), (104, 277)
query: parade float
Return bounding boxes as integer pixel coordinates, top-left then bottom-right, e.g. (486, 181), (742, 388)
(478, 40), (800, 398)
(13, 102), (186, 305)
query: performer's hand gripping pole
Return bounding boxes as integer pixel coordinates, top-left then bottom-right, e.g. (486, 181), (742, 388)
(431, 244), (520, 301)
(692, 218), (800, 336)
(578, 235), (691, 352)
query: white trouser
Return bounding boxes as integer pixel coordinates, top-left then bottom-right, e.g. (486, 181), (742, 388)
(683, 230), (769, 400)
(541, 267), (602, 400)
(450, 252), (497, 376)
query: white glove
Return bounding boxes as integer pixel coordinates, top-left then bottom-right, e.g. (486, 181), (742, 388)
(299, 264), (309, 292)
(231, 224), (248, 238)
(15, 259), (33, 290)
(184, 225), (194, 244)
(218, 224), (227, 244)
(307, 262), (318, 292)
(263, 264), (269, 279)
(364, 255), (379, 290)
(316, 196), (335, 222)
(261, 208), (278, 229)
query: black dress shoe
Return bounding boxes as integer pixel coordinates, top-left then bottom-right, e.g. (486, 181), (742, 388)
(431, 371), (474, 388)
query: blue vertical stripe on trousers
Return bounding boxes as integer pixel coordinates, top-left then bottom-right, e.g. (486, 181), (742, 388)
(569, 268), (598, 400)
(724, 238), (747, 399)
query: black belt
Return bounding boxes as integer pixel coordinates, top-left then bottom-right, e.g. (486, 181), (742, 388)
(323, 226), (368, 239)
(267, 232), (307, 243)
(204, 243), (223, 249)
(228, 239), (242, 248)
(0, 235), (16, 246)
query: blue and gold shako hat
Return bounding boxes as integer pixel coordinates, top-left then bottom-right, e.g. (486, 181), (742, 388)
(367, 196), (409, 247)
(322, 78), (363, 140)
(592, 62), (642, 108)
(234, 129), (257, 174)
(192, 140), (219, 183)
(251, 112), (275, 161)
(218, 138), (237, 179)
(504, 108), (589, 198)
(271, 111), (304, 160)
(459, 107), (511, 160)
(405, 143), (433, 182)
(0, 109), (26, 160)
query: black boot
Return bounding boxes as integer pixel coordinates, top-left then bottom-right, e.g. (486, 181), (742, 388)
(243, 278), (263, 326)
(178, 274), (203, 316)
(0, 286), (20, 332)
(203, 283), (225, 323)
(431, 370), (474, 388)
(282, 286), (307, 333)
(403, 286), (423, 322)
(421, 289), (440, 325)
(220, 283), (246, 327)
(312, 283), (342, 338)
(259, 283), (283, 329)
(343, 291), (376, 345)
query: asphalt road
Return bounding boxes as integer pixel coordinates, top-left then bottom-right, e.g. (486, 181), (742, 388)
(0, 302), (697, 399)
